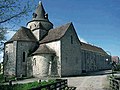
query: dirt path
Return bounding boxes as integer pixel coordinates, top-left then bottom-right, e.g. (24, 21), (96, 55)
(67, 75), (110, 90)
(66, 70), (113, 90)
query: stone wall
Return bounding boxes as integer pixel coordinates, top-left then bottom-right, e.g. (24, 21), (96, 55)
(32, 54), (52, 77)
(27, 21), (53, 41)
(61, 24), (82, 76)
(27, 21), (53, 31)
(4, 42), (17, 76)
(81, 49), (111, 72)
(44, 41), (61, 77)
(16, 41), (37, 77)
(27, 21), (40, 30)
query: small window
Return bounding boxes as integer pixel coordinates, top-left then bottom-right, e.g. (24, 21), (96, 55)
(34, 24), (36, 27)
(51, 55), (54, 61)
(30, 26), (32, 29)
(71, 35), (73, 44)
(33, 58), (36, 66)
(23, 52), (25, 62)
(33, 13), (37, 18)
(6, 51), (8, 60)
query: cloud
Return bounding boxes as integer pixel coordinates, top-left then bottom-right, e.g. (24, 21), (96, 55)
(6, 31), (16, 40)
(78, 36), (87, 43)
(0, 52), (3, 63)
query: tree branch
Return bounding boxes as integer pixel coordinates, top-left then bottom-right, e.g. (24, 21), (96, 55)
(0, 11), (26, 24)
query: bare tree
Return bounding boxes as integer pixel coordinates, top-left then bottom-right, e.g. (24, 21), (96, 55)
(0, 0), (35, 24)
(0, 0), (37, 50)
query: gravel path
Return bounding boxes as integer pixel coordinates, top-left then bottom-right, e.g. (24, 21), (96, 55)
(67, 75), (110, 90)
(66, 70), (112, 90)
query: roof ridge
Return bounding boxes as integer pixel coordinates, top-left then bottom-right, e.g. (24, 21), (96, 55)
(81, 42), (107, 55)
(51, 22), (72, 31)
(40, 22), (72, 44)
(81, 42), (101, 49)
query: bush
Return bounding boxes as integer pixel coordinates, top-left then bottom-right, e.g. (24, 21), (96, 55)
(114, 64), (120, 71)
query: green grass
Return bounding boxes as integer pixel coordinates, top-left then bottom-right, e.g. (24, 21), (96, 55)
(0, 74), (16, 83)
(0, 74), (4, 83)
(0, 80), (56, 90)
(0, 74), (56, 90)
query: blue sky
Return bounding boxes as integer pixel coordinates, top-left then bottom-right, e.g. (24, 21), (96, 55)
(0, 0), (120, 62)
(44, 0), (120, 57)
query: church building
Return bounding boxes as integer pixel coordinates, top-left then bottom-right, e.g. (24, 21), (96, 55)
(3, 2), (111, 77)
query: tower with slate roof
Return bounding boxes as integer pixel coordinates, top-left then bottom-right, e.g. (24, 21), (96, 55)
(27, 1), (53, 41)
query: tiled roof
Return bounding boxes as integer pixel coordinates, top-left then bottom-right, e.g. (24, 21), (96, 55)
(32, 44), (55, 55)
(6, 27), (38, 43)
(40, 22), (72, 43)
(81, 42), (107, 55)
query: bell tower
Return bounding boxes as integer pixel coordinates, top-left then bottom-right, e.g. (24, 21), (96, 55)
(27, 1), (53, 41)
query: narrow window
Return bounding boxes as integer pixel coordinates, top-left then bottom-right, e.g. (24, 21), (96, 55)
(34, 24), (36, 27)
(33, 58), (36, 66)
(71, 35), (73, 44)
(6, 51), (8, 60)
(23, 52), (25, 62)
(51, 55), (54, 61)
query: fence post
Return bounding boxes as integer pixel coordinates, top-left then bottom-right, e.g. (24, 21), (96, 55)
(20, 74), (23, 79)
(118, 80), (120, 90)
(4, 76), (7, 82)
(9, 80), (12, 86)
(59, 80), (62, 90)
(38, 79), (41, 83)
(46, 86), (50, 90)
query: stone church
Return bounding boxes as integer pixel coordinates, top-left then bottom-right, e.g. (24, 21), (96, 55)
(3, 2), (111, 77)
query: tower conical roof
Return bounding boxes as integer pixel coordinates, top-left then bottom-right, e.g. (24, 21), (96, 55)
(33, 1), (47, 21)
(27, 1), (53, 31)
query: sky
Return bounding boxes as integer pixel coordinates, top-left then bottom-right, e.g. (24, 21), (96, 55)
(0, 0), (120, 62)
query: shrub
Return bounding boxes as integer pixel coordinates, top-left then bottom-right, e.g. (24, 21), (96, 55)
(114, 64), (120, 71)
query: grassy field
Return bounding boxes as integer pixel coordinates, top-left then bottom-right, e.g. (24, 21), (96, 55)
(0, 74), (4, 83)
(0, 79), (55, 90)
(0, 74), (56, 90)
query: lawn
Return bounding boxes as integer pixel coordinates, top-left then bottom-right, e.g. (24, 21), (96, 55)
(0, 79), (55, 90)
(0, 74), (4, 83)
(0, 74), (56, 90)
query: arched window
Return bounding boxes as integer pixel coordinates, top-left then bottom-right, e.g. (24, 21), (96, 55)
(32, 13), (37, 18)
(23, 52), (25, 62)
(33, 58), (36, 66)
